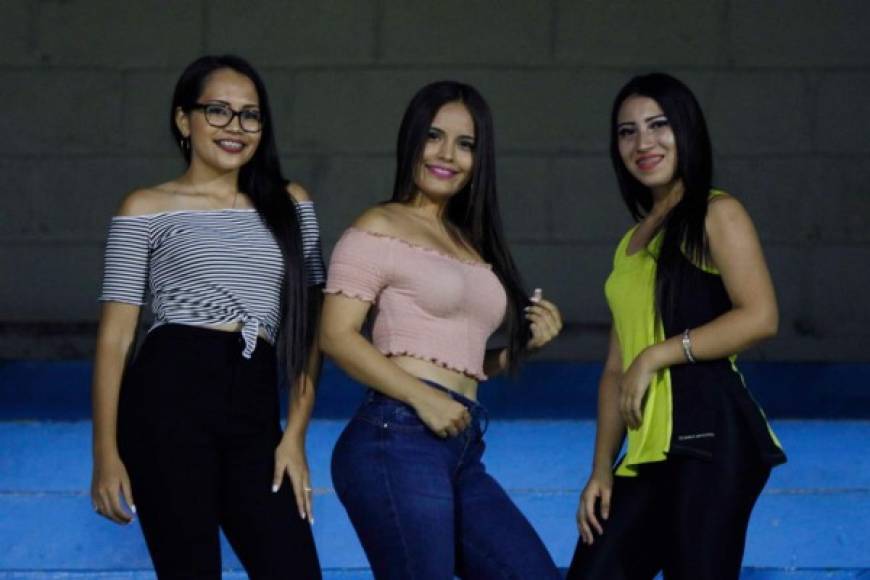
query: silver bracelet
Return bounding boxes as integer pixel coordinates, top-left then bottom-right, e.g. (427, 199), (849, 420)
(681, 328), (696, 363)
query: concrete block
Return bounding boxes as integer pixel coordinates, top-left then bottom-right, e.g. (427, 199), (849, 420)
(280, 155), (320, 196)
(751, 245), (807, 361)
(555, 0), (727, 65)
(288, 69), (445, 154)
(380, 0), (550, 64)
(36, 0), (202, 67)
(702, 72), (812, 156)
(806, 157), (870, 243)
(206, 0), (376, 65)
(20, 157), (183, 238)
(260, 70), (297, 154)
(0, 160), (34, 236)
(731, 0), (870, 67)
(808, 246), (870, 339)
(510, 243), (613, 325)
(122, 71), (184, 156)
(716, 157), (815, 245)
(0, 71), (123, 155)
(471, 69), (624, 154)
(0, 0), (36, 65)
(498, 156), (552, 242)
(298, 155), (395, 242)
(817, 73), (870, 154)
(290, 68), (624, 154)
(550, 156), (632, 242)
(0, 244), (104, 321)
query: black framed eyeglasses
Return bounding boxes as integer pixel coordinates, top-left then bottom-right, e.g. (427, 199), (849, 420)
(190, 103), (263, 133)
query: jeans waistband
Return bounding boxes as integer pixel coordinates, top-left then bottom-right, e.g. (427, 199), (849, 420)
(365, 380), (489, 436)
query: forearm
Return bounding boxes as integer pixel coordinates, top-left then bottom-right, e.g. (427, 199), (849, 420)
(284, 347), (320, 442)
(320, 330), (434, 408)
(645, 306), (778, 371)
(591, 371), (626, 474)
(91, 333), (134, 456)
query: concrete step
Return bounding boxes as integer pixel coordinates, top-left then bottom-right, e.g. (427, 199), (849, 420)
(1, 421), (868, 576)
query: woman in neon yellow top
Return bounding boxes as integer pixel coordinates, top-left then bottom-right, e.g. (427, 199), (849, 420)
(567, 73), (786, 580)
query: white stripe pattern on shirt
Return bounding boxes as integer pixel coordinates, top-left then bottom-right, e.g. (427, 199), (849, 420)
(100, 201), (325, 357)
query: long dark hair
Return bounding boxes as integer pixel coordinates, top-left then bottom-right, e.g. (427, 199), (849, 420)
(170, 55), (313, 390)
(609, 73), (714, 321)
(391, 81), (531, 372)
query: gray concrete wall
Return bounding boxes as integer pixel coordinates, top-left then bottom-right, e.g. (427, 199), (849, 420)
(1, 0), (868, 361)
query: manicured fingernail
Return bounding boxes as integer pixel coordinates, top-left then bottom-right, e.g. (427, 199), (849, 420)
(531, 288), (542, 302)
(271, 484), (279, 493)
(131, 505), (137, 514)
(300, 511), (306, 520)
(310, 518), (315, 525)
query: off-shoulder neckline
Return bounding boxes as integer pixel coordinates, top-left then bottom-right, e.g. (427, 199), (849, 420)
(111, 201), (315, 220)
(347, 227), (492, 270)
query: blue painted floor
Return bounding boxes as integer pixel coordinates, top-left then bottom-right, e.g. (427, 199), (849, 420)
(1, 420), (868, 578)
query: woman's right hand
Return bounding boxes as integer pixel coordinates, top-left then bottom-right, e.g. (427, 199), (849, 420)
(411, 388), (471, 438)
(577, 469), (613, 545)
(91, 449), (136, 525)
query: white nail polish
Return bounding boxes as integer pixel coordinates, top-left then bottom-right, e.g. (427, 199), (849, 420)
(271, 484), (279, 493)
(131, 505), (137, 514)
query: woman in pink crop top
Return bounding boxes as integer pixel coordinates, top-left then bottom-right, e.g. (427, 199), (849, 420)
(321, 81), (564, 579)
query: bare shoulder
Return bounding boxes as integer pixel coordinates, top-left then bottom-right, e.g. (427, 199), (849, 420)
(705, 192), (760, 250)
(116, 186), (173, 217)
(350, 203), (402, 236)
(706, 192), (752, 231)
(286, 182), (312, 203)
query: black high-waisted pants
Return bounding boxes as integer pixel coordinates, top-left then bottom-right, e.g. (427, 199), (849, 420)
(117, 324), (321, 579)
(567, 403), (771, 580)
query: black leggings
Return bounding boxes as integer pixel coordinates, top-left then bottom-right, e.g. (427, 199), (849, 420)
(117, 324), (321, 580)
(567, 418), (770, 579)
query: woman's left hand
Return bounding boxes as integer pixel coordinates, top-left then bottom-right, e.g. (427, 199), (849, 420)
(619, 349), (657, 430)
(273, 434), (314, 524)
(525, 289), (563, 350)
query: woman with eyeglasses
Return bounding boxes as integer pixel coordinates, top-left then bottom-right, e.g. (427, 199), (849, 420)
(566, 73), (786, 580)
(90, 55), (323, 578)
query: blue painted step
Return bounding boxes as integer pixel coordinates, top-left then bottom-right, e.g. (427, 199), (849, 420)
(1, 421), (868, 575)
(2, 421), (868, 493)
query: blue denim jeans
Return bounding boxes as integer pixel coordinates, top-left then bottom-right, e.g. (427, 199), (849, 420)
(331, 382), (560, 579)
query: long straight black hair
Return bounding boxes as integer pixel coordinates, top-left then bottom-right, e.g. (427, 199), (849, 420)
(609, 73), (714, 321)
(170, 55), (313, 390)
(391, 81), (531, 372)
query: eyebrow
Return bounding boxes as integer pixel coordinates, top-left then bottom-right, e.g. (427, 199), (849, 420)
(429, 125), (475, 141)
(616, 114), (667, 127)
(203, 99), (260, 109)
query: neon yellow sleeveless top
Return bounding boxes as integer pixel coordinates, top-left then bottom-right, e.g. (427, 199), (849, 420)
(605, 224), (671, 476)
(605, 191), (784, 477)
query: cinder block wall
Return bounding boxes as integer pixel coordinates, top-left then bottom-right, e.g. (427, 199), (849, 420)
(1, 0), (867, 361)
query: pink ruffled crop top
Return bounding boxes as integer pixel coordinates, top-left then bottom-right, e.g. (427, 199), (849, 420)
(324, 227), (508, 380)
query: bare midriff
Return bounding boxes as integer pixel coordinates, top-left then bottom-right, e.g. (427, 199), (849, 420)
(202, 321), (273, 342)
(389, 355), (479, 401)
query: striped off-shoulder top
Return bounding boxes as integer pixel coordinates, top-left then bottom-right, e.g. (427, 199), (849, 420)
(99, 201), (325, 357)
